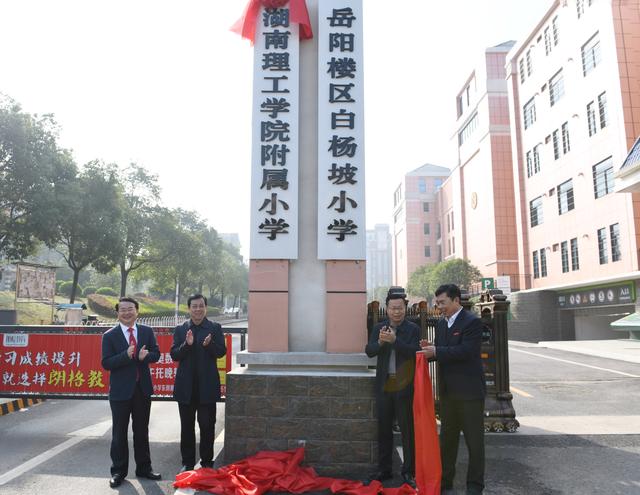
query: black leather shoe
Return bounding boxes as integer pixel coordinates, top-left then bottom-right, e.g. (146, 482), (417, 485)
(367, 470), (393, 483)
(135, 470), (161, 480)
(179, 465), (194, 473)
(401, 473), (416, 488)
(109, 474), (124, 488)
(200, 461), (214, 468)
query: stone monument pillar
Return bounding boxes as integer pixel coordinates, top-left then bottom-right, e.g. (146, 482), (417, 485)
(225, 0), (375, 475)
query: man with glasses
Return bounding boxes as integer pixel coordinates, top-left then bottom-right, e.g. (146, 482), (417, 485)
(101, 297), (161, 488)
(171, 294), (226, 472)
(366, 287), (420, 487)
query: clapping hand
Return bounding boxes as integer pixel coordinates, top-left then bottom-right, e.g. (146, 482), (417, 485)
(203, 333), (212, 347)
(127, 344), (135, 359)
(378, 326), (396, 345)
(186, 329), (194, 345)
(138, 344), (149, 361)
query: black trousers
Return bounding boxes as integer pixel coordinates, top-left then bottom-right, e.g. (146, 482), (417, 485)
(109, 383), (152, 476)
(178, 401), (217, 467)
(376, 387), (415, 476)
(439, 397), (485, 492)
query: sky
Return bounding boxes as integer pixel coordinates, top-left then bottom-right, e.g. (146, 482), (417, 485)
(0, 0), (551, 260)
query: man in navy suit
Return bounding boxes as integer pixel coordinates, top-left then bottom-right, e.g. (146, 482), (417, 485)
(366, 287), (421, 487)
(171, 294), (226, 472)
(421, 284), (485, 495)
(101, 297), (161, 488)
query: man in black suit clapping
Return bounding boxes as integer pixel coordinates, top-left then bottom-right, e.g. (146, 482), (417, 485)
(101, 297), (161, 488)
(171, 294), (226, 473)
(421, 284), (486, 495)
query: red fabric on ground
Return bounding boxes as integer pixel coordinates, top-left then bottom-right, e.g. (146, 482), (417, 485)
(173, 448), (418, 495)
(413, 353), (442, 495)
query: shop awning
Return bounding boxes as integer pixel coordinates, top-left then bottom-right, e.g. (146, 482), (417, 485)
(610, 312), (640, 340)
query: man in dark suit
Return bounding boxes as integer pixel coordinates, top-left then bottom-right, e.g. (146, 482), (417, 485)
(101, 297), (161, 488)
(171, 294), (226, 472)
(366, 287), (421, 487)
(421, 284), (485, 495)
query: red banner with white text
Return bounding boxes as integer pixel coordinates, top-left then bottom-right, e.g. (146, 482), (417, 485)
(0, 328), (232, 399)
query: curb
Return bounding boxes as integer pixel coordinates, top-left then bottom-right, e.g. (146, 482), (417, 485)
(0, 398), (45, 416)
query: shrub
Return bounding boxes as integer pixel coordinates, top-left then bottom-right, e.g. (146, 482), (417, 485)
(59, 281), (82, 297)
(87, 294), (117, 317)
(83, 286), (98, 297)
(96, 287), (118, 296)
(55, 280), (64, 294)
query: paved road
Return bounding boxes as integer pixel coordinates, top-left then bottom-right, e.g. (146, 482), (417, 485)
(0, 340), (638, 494)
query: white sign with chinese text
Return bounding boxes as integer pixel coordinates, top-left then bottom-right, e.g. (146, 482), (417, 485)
(3, 334), (29, 347)
(250, 6), (300, 259)
(317, 0), (365, 260)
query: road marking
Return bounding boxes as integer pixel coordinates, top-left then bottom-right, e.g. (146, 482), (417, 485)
(510, 386), (533, 398)
(511, 348), (640, 378)
(0, 436), (84, 486)
(516, 415), (640, 435)
(68, 419), (112, 438)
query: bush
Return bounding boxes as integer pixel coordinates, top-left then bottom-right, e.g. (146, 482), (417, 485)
(59, 281), (82, 297)
(55, 280), (64, 294)
(96, 287), (118, 296)
(83, 286), (98, 297)
(88, 294), (117, 316)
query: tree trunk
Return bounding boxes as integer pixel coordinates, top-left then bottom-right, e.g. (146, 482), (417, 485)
(120, 262), (128, 297)
(70, 269), (80, 303)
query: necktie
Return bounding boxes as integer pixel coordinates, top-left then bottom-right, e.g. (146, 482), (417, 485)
(128, 328), (139, 380)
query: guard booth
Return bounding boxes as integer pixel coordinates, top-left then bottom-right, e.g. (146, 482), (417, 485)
(367, 289), (519, 432)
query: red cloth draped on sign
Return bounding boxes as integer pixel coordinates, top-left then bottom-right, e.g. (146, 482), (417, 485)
(231, 0), (313, 44)
(173, 448), (417, 495)
(413, 353), (442, 495)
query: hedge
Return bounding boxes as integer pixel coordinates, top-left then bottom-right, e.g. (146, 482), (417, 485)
(96, 287), (118, 296)
(87, 294), (222, 318)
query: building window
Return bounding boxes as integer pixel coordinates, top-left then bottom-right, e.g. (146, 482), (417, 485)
(540, 248), (548, 277)
(418, 179), (426, 193)
(523, 97), (536, 129)
(587, 101), (597, 136)
(437, 245), (442, 262)
(424, 246), (431, 258)
(436, 222), (441, 239)
(458, 113), (479, 146)
(577, 0), (585, 17)
(526, 150), (533, 177)
(610, 223), (621, 262)
(452, 236), (455, 254)
(423, 223), (430, 235)
(561, 241), (569, 273)
(597, 227), (608, 264)
(581, 33), (601, 76)
(450, 212), (455, 230)
(530, 196), (544, 227)
(562, 122), (570, 154)
(557, 179), (575, 215)
(519, 59), (526, 84)
(533, 251), (540, 279)
(552, 16), (560, 46)
(598, 92), (608, 129)
(544, 27), (552, 55)
(552, 129), (561, 159)
(571, 237), (580, 270)
(394, 185), (402, 207)
(423, 202), (430, 212)
(549, 70), (565, 106)
(434, 178), (443, 190)
(593, 157), (614, 198)
(526, 49), (533, 76)
(447, 214), (450, 233)
(527, 147), (541, 177)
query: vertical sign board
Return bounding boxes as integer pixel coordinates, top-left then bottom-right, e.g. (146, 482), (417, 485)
(250, 6), (300, 259)
(317, 0), (365, 260)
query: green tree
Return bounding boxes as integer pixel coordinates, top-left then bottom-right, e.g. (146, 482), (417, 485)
(407, 264), (436, 300)
(0, 95), (76, 259)
(116, 164), (179, 296)
(431, 258), (482, 291)
(48, 161), (126, 302)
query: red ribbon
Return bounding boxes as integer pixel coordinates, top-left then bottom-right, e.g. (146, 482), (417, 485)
(231, 0), (313, 44)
